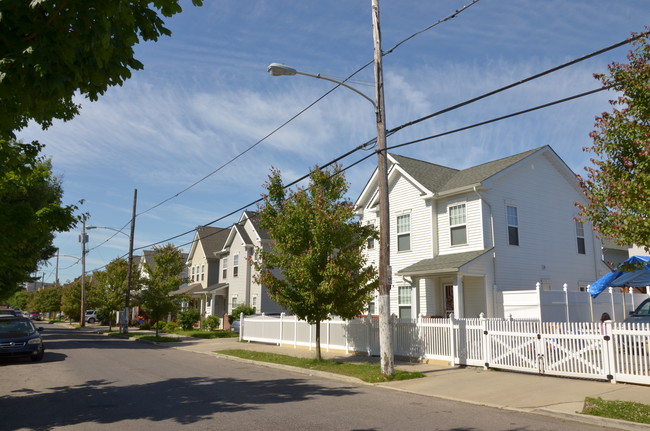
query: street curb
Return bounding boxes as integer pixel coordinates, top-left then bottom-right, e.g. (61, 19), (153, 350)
(533, 407), (650, 431)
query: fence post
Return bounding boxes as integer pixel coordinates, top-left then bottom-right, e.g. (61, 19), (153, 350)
(536, 282), (542, 322)
(480, 312), (489, 370)
(609, 287), (616, 321)
(278, 312), (284, 346)
(449, 313), (456, 366)
(326, 315), (331, 353)
(588, 286), (594, 322)
(239, 312), (244, 342)
(293, 314), (297, 349)
(603, 320), (616, 384)
(367, 314), (372, 357)
(563, 284), (570, 323)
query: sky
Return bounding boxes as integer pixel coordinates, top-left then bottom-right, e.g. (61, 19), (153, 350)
(18, 0), (649, 285)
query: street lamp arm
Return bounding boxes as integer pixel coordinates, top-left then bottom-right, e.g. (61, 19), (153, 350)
(86, 226), (129, 238)
(267, 63), (377, 110)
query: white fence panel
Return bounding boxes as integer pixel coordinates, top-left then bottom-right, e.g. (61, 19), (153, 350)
(240, 314), (650, 386)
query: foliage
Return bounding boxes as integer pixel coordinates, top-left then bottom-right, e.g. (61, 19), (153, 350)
(0, 0), (203, 136)
(254, 166), (378, 359)
(182, 330), (237, 339)
(178, 308), (201, 331)
(204, 315), (221, 331)
(139, 322), (151, 330)
(578, 32), (650, 250)
(583, 397), (650, 424)
(229, 304), (256, 324)
(60, 280), (81, 321)
(90, 258), (137, 328)
(218, 350), (424, 383)
(27, 285), (61, 313)
(163, 321), (179, 333)
(6, 290), (29, 310)
(0, 140), (78, 299)
(137, 244), (187, 336)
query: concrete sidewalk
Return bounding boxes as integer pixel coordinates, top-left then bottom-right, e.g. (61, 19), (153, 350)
(164, 334), (650, 431)
(77, 324), (650, 430)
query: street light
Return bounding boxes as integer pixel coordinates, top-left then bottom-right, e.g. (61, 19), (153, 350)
(267, 5), (394, 376)
(86, 226), (130, 237)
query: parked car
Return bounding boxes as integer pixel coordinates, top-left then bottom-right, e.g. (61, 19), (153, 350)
(0, 316), (44, 362)
(624, 298), (650, 324)
(230, 319), (240, 334)
(28, 311), (42, 321)
(85, 310), (97, 323)
(0, 308), (19, 317)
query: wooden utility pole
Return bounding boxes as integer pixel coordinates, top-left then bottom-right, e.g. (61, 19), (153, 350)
(80, 215), (87, 327)
(123, 189), (137, 334)
(372, 0), (394, 376)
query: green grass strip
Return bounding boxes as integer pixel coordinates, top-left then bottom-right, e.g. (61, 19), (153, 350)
(583, 397), (650, 424)
(217, 349), (424, 383)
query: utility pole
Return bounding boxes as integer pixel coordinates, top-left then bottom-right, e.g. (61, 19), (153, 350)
(372, 0), (394, 376)
(123, 189), (137, 334)
(55, 249), (59, 286)
(80, 215), (87, 327)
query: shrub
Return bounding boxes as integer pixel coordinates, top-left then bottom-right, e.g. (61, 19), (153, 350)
(153, 321), (165, 330)
(163, 321), (179, 333)
(229, 304), (256, 324)
(139, 322), (151, 330)
(178, 308), (201, 330)
(204, 315), (220, 331)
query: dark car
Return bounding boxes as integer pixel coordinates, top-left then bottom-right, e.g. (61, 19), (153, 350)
(624, 298), (650, 324)
(0, 316), (44, 361)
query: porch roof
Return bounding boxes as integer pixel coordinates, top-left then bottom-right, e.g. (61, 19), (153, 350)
(397, 249), (492, 276)
(169, 282), (203, 296)
(203, 282), (228, 295)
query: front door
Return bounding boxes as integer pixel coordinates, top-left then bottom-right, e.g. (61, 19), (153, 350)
(444, 284), (454, 317)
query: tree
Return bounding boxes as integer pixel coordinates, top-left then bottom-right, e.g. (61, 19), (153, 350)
(577, 32), (650, 251)
(254, 166), (378, 360)
(6, 289), (29, 311)
(61, 280), (81, 321)
(0, 0), (203, 136)
(91, 258), (135, 331)
(138, 244), (186, 337)
(28, 286), (62, 316)
(0, 140), (78, 300)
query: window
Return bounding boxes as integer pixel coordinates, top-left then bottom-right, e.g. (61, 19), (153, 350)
(367, 222), (375, 249)
(191, 266), (195, 282)
(252, 295), (257, 312)
(201, 264), (205, 281)
(506, 205), (519, 246)
(233, 254), (239, 277)
(575, 220), (586, 254)
(222, 257), (228, 279)
(449, 204), (467, 246)
(398, 286), (412, 319)
(396, 214), (411, 251)
(231, 296), (238, 309)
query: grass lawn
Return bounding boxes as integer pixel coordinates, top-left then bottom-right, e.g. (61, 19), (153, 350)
(582, 397), (650, 424)
(217, 349), (424, 383)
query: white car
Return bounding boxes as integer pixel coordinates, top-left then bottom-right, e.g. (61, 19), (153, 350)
(85, 310), (98, 323)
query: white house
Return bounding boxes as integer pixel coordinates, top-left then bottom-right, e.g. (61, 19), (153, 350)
(355, 145), (609, 319)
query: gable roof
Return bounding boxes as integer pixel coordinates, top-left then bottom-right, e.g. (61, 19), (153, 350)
(196, 226), (229, 256)
(398, 249), (493, 276)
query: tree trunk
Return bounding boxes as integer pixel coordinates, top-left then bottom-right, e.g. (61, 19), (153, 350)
(315, 319), (322, 361)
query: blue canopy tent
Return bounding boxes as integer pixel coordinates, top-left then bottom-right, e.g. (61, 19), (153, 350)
(589, 256), (650, 298)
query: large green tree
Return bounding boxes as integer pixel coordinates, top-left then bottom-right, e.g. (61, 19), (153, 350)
(577, 33), (650, 251)
(90, 258), (136, 330)
(254, 166), (378, 360)
(0, 0), (203, 136)
(28, 285), (62, 316)
(61, 279), (81, 321)
(138, 244), (186, 336)
(0, 140), (78, 299)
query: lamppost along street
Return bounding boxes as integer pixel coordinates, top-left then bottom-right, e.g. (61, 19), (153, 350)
(266, 0), (394, 377)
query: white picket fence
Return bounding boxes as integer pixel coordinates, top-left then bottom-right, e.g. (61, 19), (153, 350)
(240, 314), (650, 385)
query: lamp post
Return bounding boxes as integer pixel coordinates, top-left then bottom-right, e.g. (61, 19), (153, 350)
(267, 0), (394, 376)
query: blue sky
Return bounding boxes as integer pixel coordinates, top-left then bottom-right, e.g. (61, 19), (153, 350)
(19, 0), (648, 284)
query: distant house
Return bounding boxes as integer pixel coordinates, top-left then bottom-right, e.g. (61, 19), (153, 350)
(355, 145), (610, 319)
(184, 211), (285, 324)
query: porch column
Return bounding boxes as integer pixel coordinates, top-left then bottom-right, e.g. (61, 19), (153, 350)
(453, 275), (464, 318)
(211, 293), (217, 316)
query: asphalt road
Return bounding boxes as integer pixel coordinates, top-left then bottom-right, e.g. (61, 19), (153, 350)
(0, 324), (609, 431)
